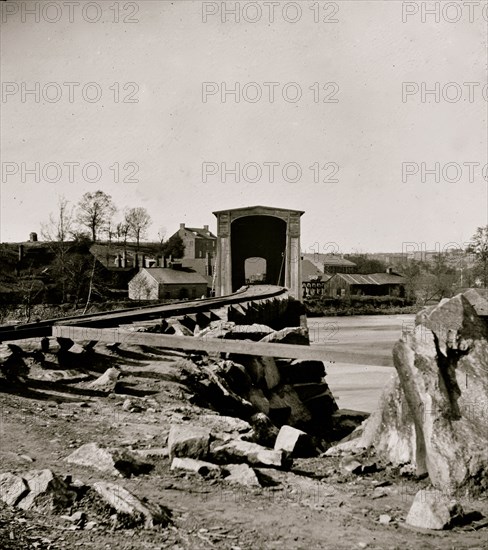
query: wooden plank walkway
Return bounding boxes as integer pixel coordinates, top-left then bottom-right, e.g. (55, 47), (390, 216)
(53, 325), (387, 365)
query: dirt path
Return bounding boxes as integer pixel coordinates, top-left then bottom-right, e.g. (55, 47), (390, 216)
(0, 350), (487, 550)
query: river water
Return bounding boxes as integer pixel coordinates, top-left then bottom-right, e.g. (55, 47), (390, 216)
(306, 314), (415, 412)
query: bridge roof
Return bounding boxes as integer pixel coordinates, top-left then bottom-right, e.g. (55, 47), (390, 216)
(213, 205), (304, 216)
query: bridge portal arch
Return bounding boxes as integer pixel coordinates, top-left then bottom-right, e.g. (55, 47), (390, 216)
(213, 206), (304, 299)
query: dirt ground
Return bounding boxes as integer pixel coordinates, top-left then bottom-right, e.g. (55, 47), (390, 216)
(0, 343), (487, 550)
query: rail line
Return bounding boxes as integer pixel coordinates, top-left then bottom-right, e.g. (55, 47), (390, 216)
(0, 285), (289, 342)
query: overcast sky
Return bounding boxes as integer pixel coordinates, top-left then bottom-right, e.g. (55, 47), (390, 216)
(1, 0), (486, 253)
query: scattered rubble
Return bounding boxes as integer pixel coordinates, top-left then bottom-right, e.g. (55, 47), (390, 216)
(16, 469), (76, 513)
(2, 292), (488, 547)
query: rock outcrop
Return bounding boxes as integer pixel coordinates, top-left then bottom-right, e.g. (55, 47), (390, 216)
(329, 291), (488, 495)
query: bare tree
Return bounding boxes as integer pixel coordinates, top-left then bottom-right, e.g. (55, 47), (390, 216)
(41, 196), (74, 242)
(124, 207), (152, 250)
(41, 197), (75, 303)
(18, 268), (45, 322)
(157, 226), (166, 245)
(116, 221), (130, 244)
(76, 191), (116, 242)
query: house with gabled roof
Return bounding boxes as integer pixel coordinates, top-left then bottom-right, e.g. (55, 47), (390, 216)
(173, 223), (217, 261)
(326, 269), (406, 298)
(128, 266), (208, 301)
(302, 253), (357, 274)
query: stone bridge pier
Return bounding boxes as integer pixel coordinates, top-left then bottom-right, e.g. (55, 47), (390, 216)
(213, 206), (303, 300)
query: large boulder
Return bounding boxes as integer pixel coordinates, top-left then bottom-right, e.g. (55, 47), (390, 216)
(335, 292), (488, 495)
(394, 294), (488, 493)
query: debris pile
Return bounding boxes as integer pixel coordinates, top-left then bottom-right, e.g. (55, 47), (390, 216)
(0, 468), (170, 531)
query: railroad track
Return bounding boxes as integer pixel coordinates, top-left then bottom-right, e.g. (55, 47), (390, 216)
(0, 285), (290, 343)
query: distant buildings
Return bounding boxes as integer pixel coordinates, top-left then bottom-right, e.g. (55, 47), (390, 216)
(173, 223), (216, 261)
(170, 223), (217, 283)
(326, 270), (406, 298)
(128, 266), (208, 301)
(300, 252), (407, 299)
(301, 258), (329, 298)
(302, 253), (357, 275)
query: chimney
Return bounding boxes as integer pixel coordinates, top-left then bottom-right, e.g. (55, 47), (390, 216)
(180, 223), (185, 230)
(386, 267), (393, 274)
(203, 225), (209, 232)
(29, 232), (38, 242)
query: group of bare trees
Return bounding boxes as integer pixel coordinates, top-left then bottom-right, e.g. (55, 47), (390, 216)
(33, 192), (154, 310)
(41, 191), (153, 247)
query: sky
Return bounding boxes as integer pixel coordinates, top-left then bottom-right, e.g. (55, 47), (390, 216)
(1, 0), (487, 254)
